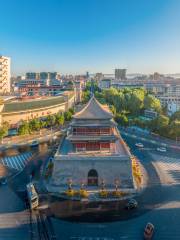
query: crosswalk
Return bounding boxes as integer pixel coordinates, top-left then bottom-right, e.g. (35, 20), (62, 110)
(150, 153), (180, 184)
(0, 152), (33, 171)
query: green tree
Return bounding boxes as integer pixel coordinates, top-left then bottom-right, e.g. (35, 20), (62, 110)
(115, 113), (129, 127)
(55, 113), (64, 126)
(18, 121), (30, 135)
(0, 122), (9, 143)
(46, 115), (56, 127)
(144, 95), (161, 112)
(110, 105), (116, 115)
(29, 118), (41, 131)
(64, 111), (72, 121)
(103, 88), (119, 105)
(149, 114), (169, 135)
(168, 120), (180, 139)
(82, 90), (90, 103)
(39, 120), (47, 129)
(170, 110), (180, 122)
(128, 89), (145, 115)
(68, 108), (75, 114)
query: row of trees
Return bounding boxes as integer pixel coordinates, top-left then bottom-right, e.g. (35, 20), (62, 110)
(83, 83), (162, 114)
(133, 112), (180, 139)
(18, 108), (74, 135)
(82, 82), (180, 140)
(0, 108), (74, 139)
(99, 87), (162, 115)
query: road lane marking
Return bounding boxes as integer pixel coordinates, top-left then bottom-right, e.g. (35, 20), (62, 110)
(17, 155), (24, 169)
(7, 157), (15, 169)
(11, 157), (19, 170)
(14, 155), (23, 170)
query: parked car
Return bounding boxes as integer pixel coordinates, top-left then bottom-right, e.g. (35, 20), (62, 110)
(125, 199), (138, 210)
(157, 147), (167, 152)
(144, 222), (154, 239)
(135, 143), (144, 148)
(0, 177), (7, 185)
(30, 140), (39, 148)
(49, 156), (54, 162)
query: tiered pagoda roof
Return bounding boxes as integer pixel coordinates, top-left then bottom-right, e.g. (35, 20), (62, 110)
(71, 96), (117, 127)
(73, 96), (113, 120)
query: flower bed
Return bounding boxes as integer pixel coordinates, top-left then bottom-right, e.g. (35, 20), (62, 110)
(65, 189), (88, 198)
(99, 190), (128, 198)
(99, 190), (108, 198)
(131, 157), (142, 186)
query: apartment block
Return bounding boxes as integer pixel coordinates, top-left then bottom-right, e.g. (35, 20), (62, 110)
(0, 56), (11, 94)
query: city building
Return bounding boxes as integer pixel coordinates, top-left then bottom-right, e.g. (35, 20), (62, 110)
(86, 71), (89, 79)
(156, 95), (180, 115)
(25, 72), (58, 80)
(98, 78), (111, 89)
(40, 72), (57, 80)
(51, 96), (134, 193)
(144, 109), (158, 119)
(167, 101), (180, 115)
(95, 72), (104, 82)
(0, 56), (11, 94)
(25, 72), (39, 80)
(0, 91), (76, 127)
(115, 69), (126, 81)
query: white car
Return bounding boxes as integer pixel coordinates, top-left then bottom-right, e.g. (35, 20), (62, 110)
(157, 147), (167, 152)
(135, 143), (144, 148)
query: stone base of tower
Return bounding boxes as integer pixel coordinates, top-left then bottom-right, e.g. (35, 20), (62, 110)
(48, 96), (137, 199)
(48, 137), (136, 197)
(52, 160), (133, 188)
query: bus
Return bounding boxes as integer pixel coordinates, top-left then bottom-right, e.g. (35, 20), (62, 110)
(26, 183), (39, 210)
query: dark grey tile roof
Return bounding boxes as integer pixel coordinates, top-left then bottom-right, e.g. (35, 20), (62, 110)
(73, 96), (113, 120)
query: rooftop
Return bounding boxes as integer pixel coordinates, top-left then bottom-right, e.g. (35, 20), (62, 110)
(2, 95), (65, 113)
(57, 138), (128, 157)
(73, 96), (113, 120)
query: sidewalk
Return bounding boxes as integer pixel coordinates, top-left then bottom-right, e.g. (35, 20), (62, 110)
(0, 185), (30, 240)
(0, 128), (62, 150)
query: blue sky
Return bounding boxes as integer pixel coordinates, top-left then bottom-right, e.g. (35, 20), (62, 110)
(0, 0), (180, 75)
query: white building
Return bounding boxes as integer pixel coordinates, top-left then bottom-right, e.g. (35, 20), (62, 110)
(115, 69), (126, 81)
(98, 78), (111, 89)
(167, 101), (180, 115)
(0, 56), (11, 94)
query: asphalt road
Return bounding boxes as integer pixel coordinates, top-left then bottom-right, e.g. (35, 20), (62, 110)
(49, 132), (180, 240)
(0, 141), (56, 240)
(1, 133), (180, 239)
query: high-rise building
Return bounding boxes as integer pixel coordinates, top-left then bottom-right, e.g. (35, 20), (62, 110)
(40, 72), (57, 80)
(49, 72), (57, 80)
(86, 71), (89, 79)
(95, 72), (104, 81)
(115, 68), (126, 81)
(26, 72), (39, 80)
(0, 56), (11, 94)
(25, 72), (57, 80)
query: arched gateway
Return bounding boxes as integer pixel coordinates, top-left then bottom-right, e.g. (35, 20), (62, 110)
(88, 169), (98, 186)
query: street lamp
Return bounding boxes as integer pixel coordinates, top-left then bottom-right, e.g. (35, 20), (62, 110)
(67, 178), (73, 190)
(114, 179), (120, 191)
(101, 179), (105, 191)
(80, 181), (85, 190)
